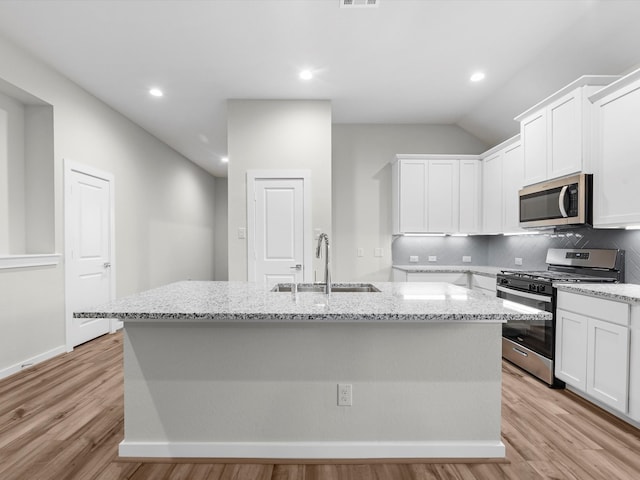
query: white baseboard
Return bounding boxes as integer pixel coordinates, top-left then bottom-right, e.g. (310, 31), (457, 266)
(119, 440), (506, 459)
(0, 345), (66, 380)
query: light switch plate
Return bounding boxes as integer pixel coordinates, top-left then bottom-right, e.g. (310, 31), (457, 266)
(237, 227), (246, 239)
(462, 256), (471, 263)
(515, 257), (523, 265)
(428, 256), (437, 262)
(357, 248), (364, 257)
(409, 255), (419, 263)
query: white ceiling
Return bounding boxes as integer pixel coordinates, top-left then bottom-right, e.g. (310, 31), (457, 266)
(0, 0), (639, 177)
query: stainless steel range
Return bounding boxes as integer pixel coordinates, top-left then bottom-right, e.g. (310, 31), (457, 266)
(496, 248), (625, 387)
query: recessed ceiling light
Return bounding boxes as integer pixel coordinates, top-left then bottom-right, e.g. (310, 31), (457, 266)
(299, 70), (313, 81)
(470, 72), (485, 82)
(149, 88), (163, 97)
(221, 156), (229, 163)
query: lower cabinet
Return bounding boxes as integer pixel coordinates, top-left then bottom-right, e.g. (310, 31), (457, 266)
(556, 291), (631, 414)
(392, 270), (498, 296)
(405, 272), (468, 287)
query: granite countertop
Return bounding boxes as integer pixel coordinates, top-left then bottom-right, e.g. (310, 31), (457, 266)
(392, 265), (503, 277)
(74, 280), (550, 323)
(556, 283), (640, 305)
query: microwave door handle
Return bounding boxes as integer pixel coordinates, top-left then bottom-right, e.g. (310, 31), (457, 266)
(558, 185), (569, 217)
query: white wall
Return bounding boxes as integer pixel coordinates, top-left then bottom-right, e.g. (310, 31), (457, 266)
(227, 100), (331, 281)
(331, 124), (487, 282)
(0, 35), (218, 377)
(0, 91), (26, 254)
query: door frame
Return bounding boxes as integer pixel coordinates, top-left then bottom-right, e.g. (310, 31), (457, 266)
(246, 170), (312, 283)
(63, 159), (117, 352)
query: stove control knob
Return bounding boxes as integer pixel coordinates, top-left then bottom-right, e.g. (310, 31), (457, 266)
(537, 285), (546, 293)
(500, 278), (509, 285)
(529, 283), (537, 291)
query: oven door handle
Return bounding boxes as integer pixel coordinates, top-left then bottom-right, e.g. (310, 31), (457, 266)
(497, 286), (552, 303)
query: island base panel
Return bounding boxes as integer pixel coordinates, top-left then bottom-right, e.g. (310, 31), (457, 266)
(121, 322), (504, 459)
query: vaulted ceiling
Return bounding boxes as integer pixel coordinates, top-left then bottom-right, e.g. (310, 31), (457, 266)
(0, 0), (639, 177)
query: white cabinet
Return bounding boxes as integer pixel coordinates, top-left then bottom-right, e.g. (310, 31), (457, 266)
(428, 159), (460, 233)
(481, 151), (502, 234)
(556, 291), (630, 413)
(556, 308), (588, 389)
(501, 142), (525, 233)
(586, 317), (629, 412)
(515, 76), (619, 185)
(459, 159), (482, 234)
(392, 155), (479, 234)
(470, 274), (496, 297)
(481, 136), (522, 234)
(407, 272), (468, 287)
(590, 68), (640, 228)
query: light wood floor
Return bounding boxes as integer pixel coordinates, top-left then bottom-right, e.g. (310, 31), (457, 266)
(1, 332), (639, 479)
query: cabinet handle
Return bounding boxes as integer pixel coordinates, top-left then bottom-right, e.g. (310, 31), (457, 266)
(103, 262), (111, 269)
(289, 264), (302, 271)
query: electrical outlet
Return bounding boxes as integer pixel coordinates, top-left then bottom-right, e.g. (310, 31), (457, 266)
(515, 257), (523, 266)
(237, 227), (246, 239)
(374, 248), (383, 257)
(462, 256), (471, 263)
(357, 248), (364, 257)
(428, 255), (437, 262)
(409, 255), (419, 263)
(338, 384), (352, 406)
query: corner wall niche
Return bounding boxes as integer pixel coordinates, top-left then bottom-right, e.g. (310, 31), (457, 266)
(0, 78), (56, 269)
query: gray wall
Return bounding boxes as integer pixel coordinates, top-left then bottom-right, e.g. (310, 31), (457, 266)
(392, 227), (640, 284)
(332, 124), (488, 282)
(0, 35), (219, 376)
(227, 100), (332, 281)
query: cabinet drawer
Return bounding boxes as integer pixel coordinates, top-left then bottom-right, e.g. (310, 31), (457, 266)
(471, 274), (496, 292)
(557, 291), (629, 326)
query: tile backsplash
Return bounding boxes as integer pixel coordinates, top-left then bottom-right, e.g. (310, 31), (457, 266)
(392, 227), (640, 284)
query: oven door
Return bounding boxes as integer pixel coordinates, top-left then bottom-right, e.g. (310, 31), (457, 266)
(497, 285), (554, 359)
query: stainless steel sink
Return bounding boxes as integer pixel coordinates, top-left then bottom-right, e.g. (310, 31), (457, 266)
(271, 283), (381, 293)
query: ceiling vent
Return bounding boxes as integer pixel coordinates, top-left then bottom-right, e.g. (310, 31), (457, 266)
(340, 0), (379, 8)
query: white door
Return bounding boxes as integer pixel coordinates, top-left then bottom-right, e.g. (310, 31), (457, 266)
(65, 164), (114, 348)
(248, 175), (309, 286)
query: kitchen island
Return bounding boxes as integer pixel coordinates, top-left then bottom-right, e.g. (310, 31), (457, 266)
(76, 281), (550, 460)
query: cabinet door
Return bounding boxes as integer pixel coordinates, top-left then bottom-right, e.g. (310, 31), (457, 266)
(592, 79), (640, 227)
(459, 160), (481, 233)
(428, 160), (459, 233)
(482, 152), (503, 233)
(548, 89), (582, 179)
(399, 160), (428, 232)
(555, 309), (588, 389)
(521, 110), (547, 185)
(586, 318), (629, 412)
(502, 143), (524, 233)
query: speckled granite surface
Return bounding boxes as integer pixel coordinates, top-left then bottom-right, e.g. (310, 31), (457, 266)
(74, 281), (550, 323)
(556, 283), (640, 305)
(392, 265), (503, 277)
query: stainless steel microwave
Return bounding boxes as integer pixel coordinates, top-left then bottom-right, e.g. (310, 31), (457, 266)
(519, 173), (592, 228)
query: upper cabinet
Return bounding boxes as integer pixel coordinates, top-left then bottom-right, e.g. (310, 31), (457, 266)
(392, 155), (480, 234)
(515, 76), (620, 186)
(590, 68), (640, 228)
(481, 135), (522, 234)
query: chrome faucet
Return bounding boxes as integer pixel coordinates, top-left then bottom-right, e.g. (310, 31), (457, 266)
(315, 233), (331, 294)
